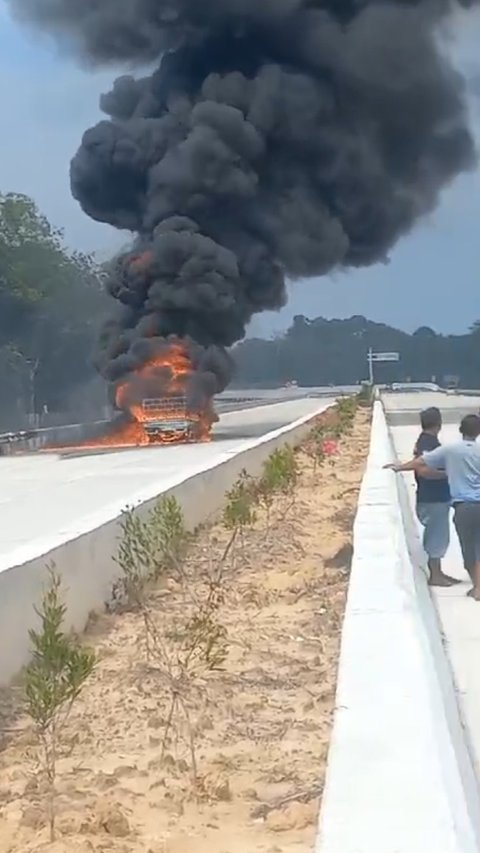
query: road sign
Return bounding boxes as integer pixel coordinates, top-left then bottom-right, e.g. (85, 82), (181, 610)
(370, 352), (400, 362)
(367, 348), (400, 384)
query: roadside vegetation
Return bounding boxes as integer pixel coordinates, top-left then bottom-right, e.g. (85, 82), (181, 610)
(23, 570), (96, 842)
(0, 394), (371, 853)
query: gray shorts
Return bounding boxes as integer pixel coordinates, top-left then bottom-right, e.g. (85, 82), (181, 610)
(453, 502), (480, 577)
(416, 502), (450, 559)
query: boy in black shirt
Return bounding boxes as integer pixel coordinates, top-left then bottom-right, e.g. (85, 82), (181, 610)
(413, 407), (458, 587)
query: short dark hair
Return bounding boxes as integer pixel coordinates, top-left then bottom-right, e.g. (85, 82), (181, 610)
(460, 414), (480, 439)
(420, 407), (442, 431)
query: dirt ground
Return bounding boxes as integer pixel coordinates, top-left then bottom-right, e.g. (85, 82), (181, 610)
(0, 408), (370, 853)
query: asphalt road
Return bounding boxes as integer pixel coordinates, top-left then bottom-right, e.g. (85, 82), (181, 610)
(0, 397), (333, 573)
(383, 391), (480, 426)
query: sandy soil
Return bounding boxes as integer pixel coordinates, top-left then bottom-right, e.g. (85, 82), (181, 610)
(0, 408), (370, 853)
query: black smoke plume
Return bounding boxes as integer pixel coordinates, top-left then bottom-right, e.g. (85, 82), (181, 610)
(10, 0), (478, 407)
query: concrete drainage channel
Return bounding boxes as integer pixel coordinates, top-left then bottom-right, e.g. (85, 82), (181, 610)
(316, 401), (480, 852)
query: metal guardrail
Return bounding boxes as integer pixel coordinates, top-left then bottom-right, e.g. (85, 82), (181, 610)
(0, 400), (257, 453)
(0, 429), (37, 452)
(0, 419), (111, 455)
(0, 387), (360, 453)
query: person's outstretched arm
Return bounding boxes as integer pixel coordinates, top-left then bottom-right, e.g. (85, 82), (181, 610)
(384, 447), (447, 479)
(384, 457), (417, 472)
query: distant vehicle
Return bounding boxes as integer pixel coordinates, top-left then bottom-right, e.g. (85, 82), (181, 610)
(390, 382), (440, 393)
(444, 375), (459, 390)
(141, 397), (200, 443)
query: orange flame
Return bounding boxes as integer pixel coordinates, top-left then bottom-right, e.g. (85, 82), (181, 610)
(48, 342), (215, 452)
(115, 340), (191, 412)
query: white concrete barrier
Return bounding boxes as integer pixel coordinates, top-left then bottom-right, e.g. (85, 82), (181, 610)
(316, 402), (480, 853)
(0, 420), (111, 454)
(0, 404), (329, 686)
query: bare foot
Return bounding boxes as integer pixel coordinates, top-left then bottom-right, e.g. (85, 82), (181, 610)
(429, 573), (460, 587)
(467, 587), (480, 600)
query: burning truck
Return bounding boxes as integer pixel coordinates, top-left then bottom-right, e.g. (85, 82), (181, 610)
(75, 338), (221, 451)
(140, 398), (201, 444)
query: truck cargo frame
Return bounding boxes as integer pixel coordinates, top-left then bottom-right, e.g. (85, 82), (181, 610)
(141, 396), (199, 442)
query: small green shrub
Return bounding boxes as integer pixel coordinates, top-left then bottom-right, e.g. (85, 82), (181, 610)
(259, 446), (298, 498)
(148, 566), (229, 789)
(113, 506), (155, 608)
(151, 495), (189, 575)
(256, 446), (299, 530)
(336, 397), (357, 432)
(357, 383), (374, 407)
(25, 568), (95, 841)
(223, 469), (257, 534)
(114, 497), (189, 606)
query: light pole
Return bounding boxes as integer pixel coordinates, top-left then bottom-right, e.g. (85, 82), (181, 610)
(367, 348), (374, 386)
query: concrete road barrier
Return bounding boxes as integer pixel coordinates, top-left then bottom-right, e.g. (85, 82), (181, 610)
(0, 401), (332, 686)
(316, 401), (480, 853)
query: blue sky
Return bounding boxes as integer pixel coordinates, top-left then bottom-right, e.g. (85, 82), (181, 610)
(1, 4), (479, 337)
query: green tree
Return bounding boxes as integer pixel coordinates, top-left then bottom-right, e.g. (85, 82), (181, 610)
(0, 192), (66, 320)
(233, 314), (480, 390)
(0, 192), (108, 426)
(25, 569), (96, 841)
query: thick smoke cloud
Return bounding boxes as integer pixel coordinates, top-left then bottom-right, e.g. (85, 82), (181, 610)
(10, 0), (478, 403)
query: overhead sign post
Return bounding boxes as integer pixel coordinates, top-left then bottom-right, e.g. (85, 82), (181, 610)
(367, 348), (400, 385)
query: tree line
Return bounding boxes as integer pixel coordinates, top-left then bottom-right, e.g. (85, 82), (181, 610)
(232, 314), (480, 389)
(0, 192), (109, 430)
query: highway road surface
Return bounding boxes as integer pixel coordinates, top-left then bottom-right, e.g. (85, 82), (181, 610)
(0, 397), (332, 574)
(384, 391), (480, 425)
